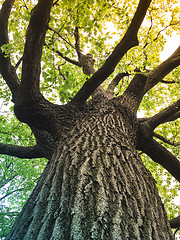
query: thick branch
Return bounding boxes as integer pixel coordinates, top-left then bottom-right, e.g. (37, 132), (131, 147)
(18, 0), (53, 100)
(145, 99), (180, 130)
(14, 0), (64, 136)
(0, 143), (43, 159)
(120, 74), (147, 114)
(70, 0), (151, 105)
(166, 111), (180, 122)
(144, 46), (180, 94)
(137, 137), (180, 183)
(0, 0), (20, 101)
(0, 0), (14, 52)
(169, 216), (180, 229)
(139, 111), (180, 125)
(0, 1), (66, 156)
(74, 26), (82, 61)
(74, 27), (108, 99)
(32, 128), (57, 160)
(106, 72), (129, 98)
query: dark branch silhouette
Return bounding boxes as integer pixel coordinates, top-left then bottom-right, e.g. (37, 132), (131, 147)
(144, 46), (180, 94)
(145, 99), (180, 131)
(153, 132), (180, 146)
(120, 74), (147, 114)
(0, 0), (20, 101)
(106, 72), (130, 98)
(48, 26), (76, 49)
(74, 26), (82, 61)
(137, 136), (180, 183)
(169, 215), (180, 229)
(0, 143), (43, 159)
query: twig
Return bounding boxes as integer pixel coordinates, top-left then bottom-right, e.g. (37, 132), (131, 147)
(53, 0), (59, 6)
(48, 26), (76, 50)
(45, 43), (80, 66)
(14, 56), (23, 69)
(0, 187), (25, 201)
(161, 80), (176, 84)
(153, 132), (180, 146)
(58, 65), (66, 81)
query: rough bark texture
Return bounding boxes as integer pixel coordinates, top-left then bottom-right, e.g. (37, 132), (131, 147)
(1, 0), (179, 238)
(6, 100), (174, 240)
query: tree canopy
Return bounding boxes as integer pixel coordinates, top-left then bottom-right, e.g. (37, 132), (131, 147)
(0, 0), (180, 238)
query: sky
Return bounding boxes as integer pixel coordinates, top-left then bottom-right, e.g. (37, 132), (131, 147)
(160, 33), (180, 61)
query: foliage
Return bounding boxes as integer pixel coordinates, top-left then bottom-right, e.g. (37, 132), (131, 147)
(0, 0), (180, 238)
(0, 108), (47, 238)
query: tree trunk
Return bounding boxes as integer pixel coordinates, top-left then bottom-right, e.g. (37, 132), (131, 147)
(6, 100), (174, 240)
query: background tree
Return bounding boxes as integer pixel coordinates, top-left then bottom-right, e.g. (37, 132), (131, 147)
(0, 0), (180, 239)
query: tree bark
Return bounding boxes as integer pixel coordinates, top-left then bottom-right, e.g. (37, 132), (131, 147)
(6, 100), (174, 240)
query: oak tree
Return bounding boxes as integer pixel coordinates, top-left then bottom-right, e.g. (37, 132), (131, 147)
(0, 0), (180, 239)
